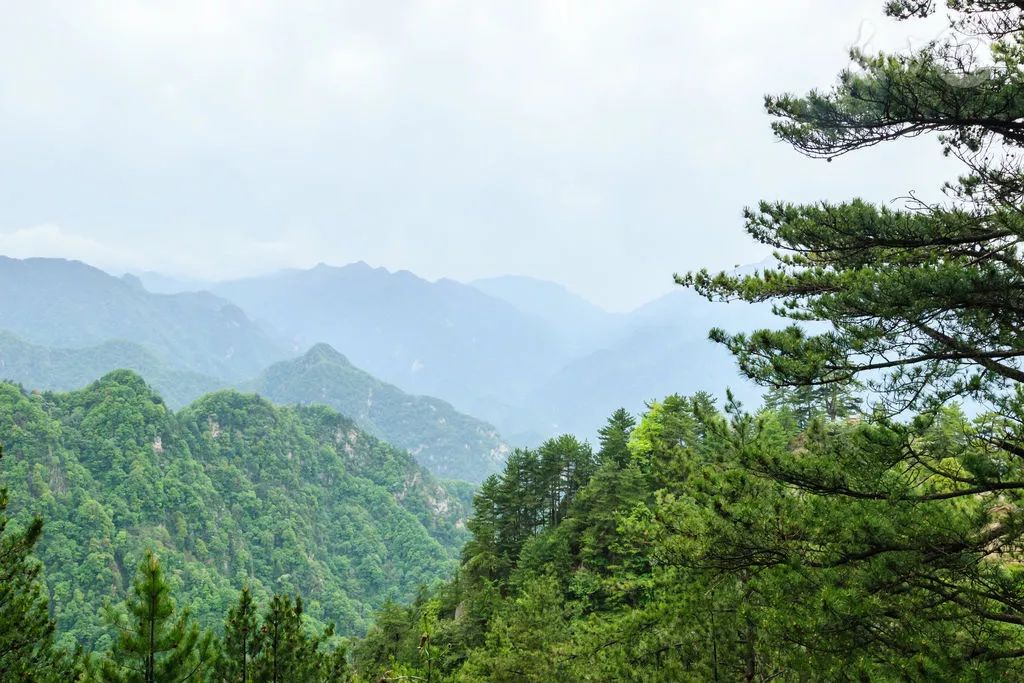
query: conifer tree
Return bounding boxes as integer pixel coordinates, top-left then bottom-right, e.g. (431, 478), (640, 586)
(216, 587), (259, 683)
(89, 550), (212, 683)
(461, 476), (505, 584)
(574, 408), (648, 575)
(537, 435), (594, 526)
(0, 444), (68, 682)
(596, 408), (635, 468)
(253, 594), (322, 683)
(761, 382), (860, 428)
(319, 636), (348, 683)
(676, 0), (1024, 671)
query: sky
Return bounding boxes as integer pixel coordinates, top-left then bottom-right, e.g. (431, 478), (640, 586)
(0, 1), (960, 311)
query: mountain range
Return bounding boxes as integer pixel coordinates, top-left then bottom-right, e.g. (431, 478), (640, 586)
(209, 262), (772, 442)
(0, 255), (776, 480)
(211, 262), (570, 421)
(245, 344), (509, 482)
(0, 371), (471, 645)
(0, 256), (283, 380)
(0, 257), (513, 481)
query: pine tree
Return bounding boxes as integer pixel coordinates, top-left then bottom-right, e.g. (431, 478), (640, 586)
(492, 449), (541, 565)
(216, 587), (259, 683)
(537, 435), (594, 526)
(0, 444), (68, 681)
(574, 408), (649, 576)
(676, 0), (1024, 671)
(318, 633), (348, 683)
(461, 476), (506, 584)
(90, 550), (212, 683)
(761, 382), (860, 428)
(252, 594), (322, 683)
(597, 408), (635, 468)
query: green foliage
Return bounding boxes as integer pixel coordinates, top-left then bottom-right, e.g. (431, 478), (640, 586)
(251, 595), (320, 683)
(596, 407), (635, 468)
(0, 372), (469, 648)
(0, 444), (73, 682)
(88, 550), (214, 683)
(761, 381), (860, 429)
(353, 396), (1024, 680)
(237, 591), (349, 683)
(671, 0), (1024, 672)
(678, 2), (1024, 421)
(216, 587), (259, 683)
(457, 575), (575, 683)
(247, 344), (509, 482)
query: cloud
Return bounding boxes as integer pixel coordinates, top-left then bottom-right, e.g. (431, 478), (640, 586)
(0, 224), (144, 271)
(0, 224), (327, 282)
(0, 1), (960, 310)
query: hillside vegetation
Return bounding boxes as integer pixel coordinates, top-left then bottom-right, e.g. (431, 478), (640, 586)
(248, 344), (509, 482)
(0, 313), (512, 482)
(0, 371), (469, 651)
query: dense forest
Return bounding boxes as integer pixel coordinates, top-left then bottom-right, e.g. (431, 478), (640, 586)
(246, 344), (509, 482)
(347, 0), (1024, 676)
(0, 327), (511, 483)
(0, 371), (471, 653)
(5, 0), (1024, 680)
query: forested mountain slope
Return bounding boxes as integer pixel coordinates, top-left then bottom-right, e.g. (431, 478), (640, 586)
(0, 257), (285, 380)
(0, 328), (511, 483)
(247, 344), (509, 482)
(353, 394), (1016, 681)
(0, 371), (469, 650)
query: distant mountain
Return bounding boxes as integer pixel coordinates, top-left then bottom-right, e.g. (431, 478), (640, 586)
(0, 371), (470, 645)
(213, 262), (569, 422)
(469, 275), (619, 354)
(0, 331), (220, 407)
(209, 262), (781, 445)
(248, 344), (510, 482)
(506, 321), (765, 440)
(485, 282), (774, 444)
(0, 255), (781, 451)
(0, 257), (286, 380)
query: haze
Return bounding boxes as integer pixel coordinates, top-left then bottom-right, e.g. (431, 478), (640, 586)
(0, 1), (954, 310)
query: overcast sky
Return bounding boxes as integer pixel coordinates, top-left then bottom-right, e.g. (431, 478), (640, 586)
(0, 1), (959, 311)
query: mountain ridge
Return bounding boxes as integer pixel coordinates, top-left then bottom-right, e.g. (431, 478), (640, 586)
(0, 256), (286, 380)
(0, 370), (469, 646)
(247, 343), (510, 482)
(211, 261), (570, 425)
